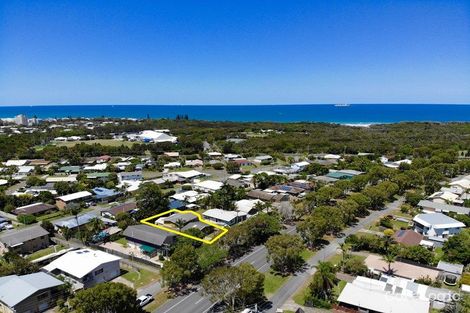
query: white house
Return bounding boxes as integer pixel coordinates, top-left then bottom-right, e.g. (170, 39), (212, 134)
(203, 209), (247, 226)
(337, 276), (430, 313)
(171, 190), (208, 203)
(450, 179), (470, 190)
(413, 213), (465, 239)
(139, 130), (177, 143)
(193, 180), (224, 193)
(235, 199), (263, 216)
(428, 191), (463, 205)
(43, 249), (121, 289)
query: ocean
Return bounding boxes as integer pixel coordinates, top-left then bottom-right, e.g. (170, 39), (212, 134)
(1, 104), (470, 124)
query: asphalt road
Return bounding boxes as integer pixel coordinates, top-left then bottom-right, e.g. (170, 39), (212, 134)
(155, 197), (404, 313)
(265, 197), (404, 313)
(154, 225), (296, 313)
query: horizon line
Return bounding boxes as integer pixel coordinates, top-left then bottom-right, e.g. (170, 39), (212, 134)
(1, 103), (470, 107)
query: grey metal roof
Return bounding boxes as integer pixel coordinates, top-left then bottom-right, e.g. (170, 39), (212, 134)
(0, 225), (49, 247)
(164, 213), (198, 225)
(414, 212), (462, 226)
(123, 225), (175, 246)
(418, 200), (470, 215)
(437, 261), (464, 275)
(0, 273), (63, 308)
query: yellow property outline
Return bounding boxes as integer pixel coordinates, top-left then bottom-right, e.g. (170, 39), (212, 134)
(140, 209), (229, 245)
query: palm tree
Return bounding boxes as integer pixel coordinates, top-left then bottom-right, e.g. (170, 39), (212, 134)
(88, 217), (105, 234)
(339, 243), (350, 268)
(309, 261), (337, 301)
(382, 252), (397, 275)
(174, 218), (186, 231)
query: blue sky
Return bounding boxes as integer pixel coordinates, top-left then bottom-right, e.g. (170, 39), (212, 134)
(1, 0), (469, 105)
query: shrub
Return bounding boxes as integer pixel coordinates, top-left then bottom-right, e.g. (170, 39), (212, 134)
(181, 184), (192, 191)
(212, 162), (224, 170)
(379, 217), (393, 229)
(343, 257), (368, 275)
(19, 214), (37, 225)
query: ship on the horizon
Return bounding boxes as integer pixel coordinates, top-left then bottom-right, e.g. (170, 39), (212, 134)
(334, 103), (350, 107)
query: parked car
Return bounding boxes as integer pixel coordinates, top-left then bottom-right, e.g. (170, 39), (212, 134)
(0, 217), (9, 223)
(0, 222), (9, 230)
(2, 224), (13, 230)
(137, 294), (154, 307)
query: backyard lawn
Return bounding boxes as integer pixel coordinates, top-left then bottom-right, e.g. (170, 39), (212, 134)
(114, 237), (128, 247)
(121, 268), (160, 288)
(27, 245), (66, 261)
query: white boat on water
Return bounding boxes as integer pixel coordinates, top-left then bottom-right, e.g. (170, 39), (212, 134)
(334, 104), (350, 107)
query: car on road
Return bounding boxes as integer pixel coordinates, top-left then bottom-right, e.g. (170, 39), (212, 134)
(0, 217), (9, 223)
(0, 222), (9, 230)
(137, 294), (154, 307)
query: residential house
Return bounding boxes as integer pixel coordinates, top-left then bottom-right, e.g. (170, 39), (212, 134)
(53, 213), (115, 231)
(45, 175), (77, 183)
(123, 225), (176, 256)
(254, 155), (273, 164)
(139, 130), (177, 143)
(207, 152), (222, 159)
(235, 199), (263, 216)
(337, 276), (430, 313)
(393, 229), (423, 247)
(246, 189), (289, 202)
(86, 172), (112, 181)
(101, 202), (137, 220)
(418, 200), (470, 215)
(163, 161), (181, 169)
(164, 170), (205, 183)
(231, 159), (253, 167)
(43, 249), (121, 289)
(0, 226), (50, 254)
(450, 178), (470, 190)
(0, 273), (64, 313)
(171, 190), (208, 203)
(13, 203), (56, 216)
(193, 180), (224, 193)
(428, 191), (463, 205)
(202, 209), (247, 226)
(56, 191), (93, 210)
(413, 213), (465, 240)
(185, 159), (204, 167)
(117, 171), (142, 183)
(163, 151), (179, 158)
(92, 187), (120, 203)
(58, 166), (81, 174)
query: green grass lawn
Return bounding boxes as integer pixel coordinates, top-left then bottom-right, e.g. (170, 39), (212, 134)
(264, 271), (289, 297)
(27, 245), (66, 260)
(54, 139), (136, 147)
(328, 253), (366, 269)
(333, 280), (347, 297)
(300, 249), (315, 262)
(37, 211), (66, 222)
(114, 237), (128, 247)
(121, 268), (160, 288)
(293, 281), (309, 306)
(434, 247), (444, 263)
